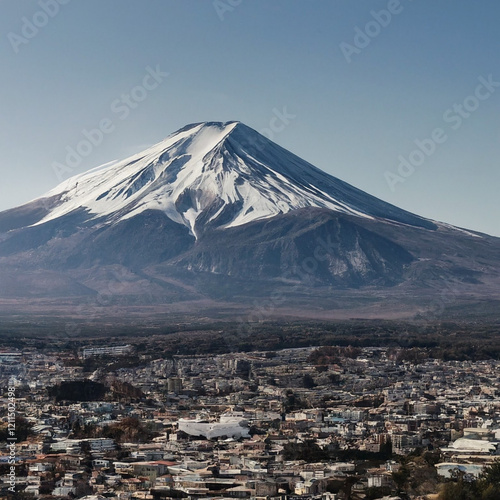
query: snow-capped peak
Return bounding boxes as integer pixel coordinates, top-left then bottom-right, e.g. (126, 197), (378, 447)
(35, 121), (434, 237)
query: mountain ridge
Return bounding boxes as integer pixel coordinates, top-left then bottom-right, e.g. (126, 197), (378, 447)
(0, 121), (498, 323)
(18, 121), (439, 237)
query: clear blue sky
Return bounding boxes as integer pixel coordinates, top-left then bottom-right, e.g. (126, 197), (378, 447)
(1, 0), (499, 235)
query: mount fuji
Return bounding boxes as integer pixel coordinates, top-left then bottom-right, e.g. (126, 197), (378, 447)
(0, 121), (499, 322)
(31, 121), (435, 235)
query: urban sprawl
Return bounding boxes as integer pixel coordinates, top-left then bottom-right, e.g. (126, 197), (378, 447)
(1, 342), (500, 499)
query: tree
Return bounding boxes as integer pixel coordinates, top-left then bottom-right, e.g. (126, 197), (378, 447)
(380, 438), (392, 458)
(480, 459), (500, 485)
(438, 469), (480, 500)
(80, 440), (93, 473)
(478, 460), (500, 498)
(481, 484), (500, 500)
(341, 475), (358, 500)
(365, 486), (392, 499)
(438, 460), (500, 500)
(70, 419), (82, 438)
(392, 464), (410, 493)
(282, 440), (328, 462)
(0, 416), (33, 442)
(302, 374), (316, 388)
(438, 480), (479, 500)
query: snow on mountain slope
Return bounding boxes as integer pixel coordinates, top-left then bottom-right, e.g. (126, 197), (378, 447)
(1, 121), (498, 310)
(34, 121), (436, 238)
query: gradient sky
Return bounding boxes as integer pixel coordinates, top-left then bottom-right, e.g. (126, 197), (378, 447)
(1, 0), (499, 236)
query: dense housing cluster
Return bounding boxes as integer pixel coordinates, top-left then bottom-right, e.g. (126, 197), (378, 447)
(1, 342), (500, 499)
